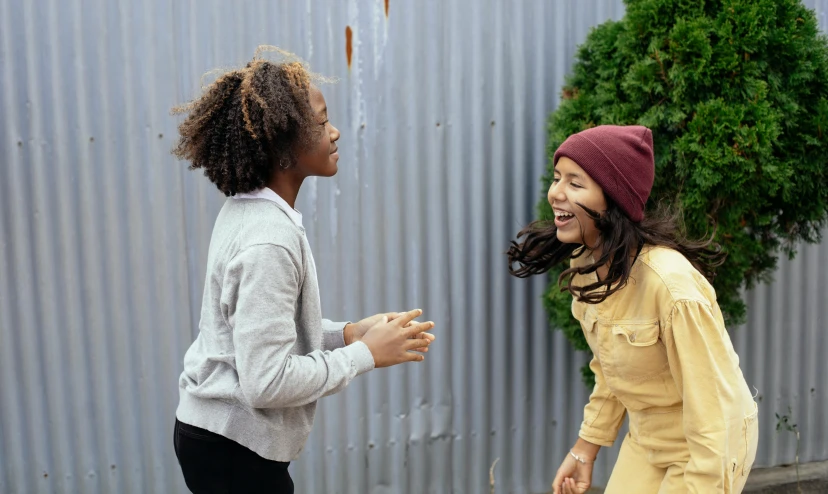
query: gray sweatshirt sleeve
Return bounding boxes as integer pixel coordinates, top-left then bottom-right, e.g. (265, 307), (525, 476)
(321, 319), (348, 351)
(227, 244), (375, 409)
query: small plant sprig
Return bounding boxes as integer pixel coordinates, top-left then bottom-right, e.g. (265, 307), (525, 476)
(775, 406), (802, 494)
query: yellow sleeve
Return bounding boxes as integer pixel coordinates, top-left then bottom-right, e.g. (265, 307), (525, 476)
(663, 299), (745, 492)
(579, 354), (627, 447)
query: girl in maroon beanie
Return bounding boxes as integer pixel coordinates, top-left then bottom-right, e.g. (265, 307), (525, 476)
(508, 125), (758, 493)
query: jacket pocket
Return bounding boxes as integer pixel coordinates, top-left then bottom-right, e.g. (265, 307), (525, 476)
(611, 321), (660, 346)
(741, 403), (759, 477)
(606, 321), (668, 381)
(726, 402), (759, 490)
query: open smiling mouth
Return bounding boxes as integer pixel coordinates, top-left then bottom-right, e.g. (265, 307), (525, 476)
(554, 210), (575, 228)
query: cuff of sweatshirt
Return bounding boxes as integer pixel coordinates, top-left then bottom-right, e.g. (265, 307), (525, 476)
(344, 340), (375, 375)
(321, 319), (349, 351)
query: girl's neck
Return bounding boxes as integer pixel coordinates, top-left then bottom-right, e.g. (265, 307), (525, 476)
(588, 245), (610, 281)
(591, 244), (646, 282)
(268, 170), (305, 209)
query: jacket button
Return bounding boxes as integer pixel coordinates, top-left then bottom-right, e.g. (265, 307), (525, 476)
(629, 332), (636, 342)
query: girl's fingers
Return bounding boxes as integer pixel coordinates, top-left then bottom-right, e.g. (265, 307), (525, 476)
(552, 470), (569, 494)
(395, 309), (423, 327)
(410, 333), (435, 349)
(551, 474), (562, 494)
(404, 321), (434, 337)
(404, 338), (430, 351)
(409, 339), (430, 353)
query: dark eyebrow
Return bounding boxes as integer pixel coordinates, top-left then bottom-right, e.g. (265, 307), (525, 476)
(553, 168), (584, 180)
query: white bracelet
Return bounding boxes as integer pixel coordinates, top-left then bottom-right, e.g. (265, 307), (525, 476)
(569, 450), (595, 464)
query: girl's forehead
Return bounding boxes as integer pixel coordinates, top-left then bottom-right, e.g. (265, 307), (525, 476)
(309, 86), (326, 109)
(555, 156), (586, 173)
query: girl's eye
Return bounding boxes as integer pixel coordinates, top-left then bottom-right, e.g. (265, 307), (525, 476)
(571, 183), (583, 189)
(552, 177), (560, 183)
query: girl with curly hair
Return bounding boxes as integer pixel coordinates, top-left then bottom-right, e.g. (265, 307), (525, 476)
(171, 47), (436, 493)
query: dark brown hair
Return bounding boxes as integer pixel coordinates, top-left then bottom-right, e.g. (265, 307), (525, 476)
(507, 198), (726, 304)
(171, 47), (323, 196)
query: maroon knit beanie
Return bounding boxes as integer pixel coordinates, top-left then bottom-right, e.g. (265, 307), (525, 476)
(553, 125), (654, 222)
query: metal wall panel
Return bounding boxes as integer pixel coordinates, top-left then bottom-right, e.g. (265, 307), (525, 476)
(0, 0), (824, 492)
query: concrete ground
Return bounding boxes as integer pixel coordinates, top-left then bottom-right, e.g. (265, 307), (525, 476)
(743, 461), (828, 493)
(579, 460), (828, 493)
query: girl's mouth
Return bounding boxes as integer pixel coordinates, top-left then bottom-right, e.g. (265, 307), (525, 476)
(554, 210), (575, 228)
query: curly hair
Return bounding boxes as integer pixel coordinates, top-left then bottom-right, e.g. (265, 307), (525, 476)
(172, 47), (324, 196)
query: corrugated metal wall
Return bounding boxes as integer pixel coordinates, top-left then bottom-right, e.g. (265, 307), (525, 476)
(0, 0), (825, 493)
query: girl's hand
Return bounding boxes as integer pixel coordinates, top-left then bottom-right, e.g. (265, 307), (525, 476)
(344, 313), (400, 344)
(346, 312), (435, 352)
(361, 309), (435, 367)
(552, 451), (594, 494)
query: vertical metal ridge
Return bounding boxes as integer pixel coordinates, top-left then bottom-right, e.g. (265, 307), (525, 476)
(0, 5), (26, 492)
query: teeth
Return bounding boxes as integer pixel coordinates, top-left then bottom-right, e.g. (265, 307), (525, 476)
(555, 211), (574, 218)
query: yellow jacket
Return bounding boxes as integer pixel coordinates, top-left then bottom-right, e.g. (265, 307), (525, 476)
(571, 245), (758, 491)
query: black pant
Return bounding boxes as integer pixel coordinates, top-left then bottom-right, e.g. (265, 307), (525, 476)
(173, 419), (294, 494)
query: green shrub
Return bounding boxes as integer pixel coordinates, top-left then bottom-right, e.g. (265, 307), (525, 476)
(542, 0), (828, 386)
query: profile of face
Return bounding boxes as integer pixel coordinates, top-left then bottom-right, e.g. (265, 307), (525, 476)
(547, 156), (608, 248)
(294, 85), (341, 177)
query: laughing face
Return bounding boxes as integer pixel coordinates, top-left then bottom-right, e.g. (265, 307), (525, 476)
(547, 156), (607, 249)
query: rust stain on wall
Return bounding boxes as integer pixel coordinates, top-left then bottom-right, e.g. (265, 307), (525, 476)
(345, 26), (353, 69)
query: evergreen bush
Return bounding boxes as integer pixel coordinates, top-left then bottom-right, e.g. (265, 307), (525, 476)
(541, 0), (828, 386)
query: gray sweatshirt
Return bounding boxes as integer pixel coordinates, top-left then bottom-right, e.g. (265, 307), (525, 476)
(176, 196), (375, 461)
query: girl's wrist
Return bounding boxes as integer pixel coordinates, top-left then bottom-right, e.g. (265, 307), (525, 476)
(571, 438), (601, 460)
(343, 323), (356, 345)
(569, 450), (596, 464)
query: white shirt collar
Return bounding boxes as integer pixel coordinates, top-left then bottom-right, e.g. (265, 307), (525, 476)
(234, 187), (303, 228)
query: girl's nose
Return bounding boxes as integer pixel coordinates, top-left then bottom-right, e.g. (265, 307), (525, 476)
(547, 181), (564, 205)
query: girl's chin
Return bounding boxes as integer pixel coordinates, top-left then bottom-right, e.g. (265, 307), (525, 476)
(319, 162), (338, 177)
(555, 230), (584, 245)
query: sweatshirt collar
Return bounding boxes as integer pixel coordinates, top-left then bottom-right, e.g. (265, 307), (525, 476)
(234, 187), (303, 228)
